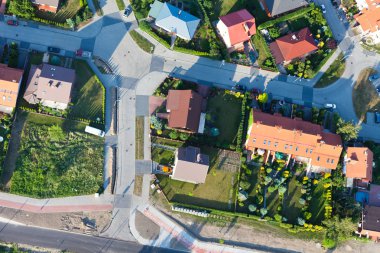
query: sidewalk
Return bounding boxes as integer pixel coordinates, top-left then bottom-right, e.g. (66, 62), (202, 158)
(0, 192), (113, 213)
(134, 204), (262, 253)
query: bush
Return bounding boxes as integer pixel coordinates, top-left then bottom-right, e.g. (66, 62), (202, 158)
(248, 204), (257, 212)
(240, 180), (251, 190)
(260, 208), (268, 217)
(274, 214), (282, 222)
(322, 238), (336, 249)
(169, 131), (179, 140)
(179, 132), (190, 141)
(297, 217), (305, 226)
(299, 198), (306, 205)
(268, 186), (276, 193)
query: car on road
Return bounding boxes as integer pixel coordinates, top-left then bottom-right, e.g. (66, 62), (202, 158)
(321, 4), (326, 14)
(375, 112), (380, 123)
(48, 47), (60, 53)
(324, 103), (336, 110)
(369, 74), (379, 82)
(123, 6), (132, 17)
(7, 20), (18, 26)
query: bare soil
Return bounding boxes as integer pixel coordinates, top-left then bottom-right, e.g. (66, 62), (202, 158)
(135, 210), (160, 240)
(0, 207), (112, 236)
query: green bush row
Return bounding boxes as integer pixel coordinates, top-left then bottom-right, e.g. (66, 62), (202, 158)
(139, 21), (171, 49)
(115, 0), (125, 11)
(258, 3), (315, 30)
(31, 17), (69, 28)
(235, 93), (249, 152)
(173, 46), (211, 57)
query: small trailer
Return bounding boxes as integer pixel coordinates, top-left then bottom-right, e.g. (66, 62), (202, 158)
(85, 126), (105, 137)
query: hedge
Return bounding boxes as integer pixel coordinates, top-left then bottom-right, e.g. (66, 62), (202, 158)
(139, 21), (170, 49)
(235, 93), (249, 152)
(258, 3), (315, 30)
(173, 46), (211, 57)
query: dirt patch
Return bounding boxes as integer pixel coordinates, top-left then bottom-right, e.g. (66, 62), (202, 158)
(352, 68), (380, 122)
(1, 111), (27, 189)
(134, 175), (143, 196)
(0, 207), (111, 236)
(135, 210), (160, 240)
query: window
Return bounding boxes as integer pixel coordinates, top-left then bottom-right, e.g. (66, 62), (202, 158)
(306, 148), (309, 153)
(284, 144), (288, 149)
(263, 140), (266, 144)
(317, 156), (320, 161)
(289, 145), (293, 150)
(295, 147), (299, 151)
(310, 149), (313, 154)
(327, 158), (330, 163)
(267, 141), (271, 146)
(331, 159), (334, 164)
(274, 142), (278, 147)
(253, 138), (256, 143)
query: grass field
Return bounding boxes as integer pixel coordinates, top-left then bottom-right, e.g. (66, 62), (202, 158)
(152, 147), (175, 165)
(315, 53), (346, 88)
(135, 117), (144, 160)
(69, 60), (105, 124)
(308, 182), (326, 224)
(251, 34), (273, 68)
(130, 30), (155, 53)
(207, 92), (242, 145)
(36, 0), (82, 23)
(10, 113), (103, 198)
(282, 177), (303, 224)
(352, 68), (380, 121)
(157, 147), (239, 211)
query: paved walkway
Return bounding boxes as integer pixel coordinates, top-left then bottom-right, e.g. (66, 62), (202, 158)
(0, 193), (113, 213)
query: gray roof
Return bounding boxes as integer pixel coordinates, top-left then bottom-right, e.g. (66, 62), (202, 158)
(150, 0), (200, 40)
(263, 0), (308, 16)
(31, 0), (60, 8)
(171, 146), (209, 184)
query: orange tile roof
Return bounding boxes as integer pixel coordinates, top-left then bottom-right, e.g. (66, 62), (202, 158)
(346, 147), (373, 181)
(354, 6), (380, 33)
(269, 28), (318, 64)
(219, 9), (256, 46)
(0, 64), (24, 109)
(245, 110), (343, 170)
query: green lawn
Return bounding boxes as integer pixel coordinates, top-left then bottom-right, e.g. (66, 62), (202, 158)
(69, 60), (105, 125)
(266, 190), (280, 217)
(207, 92), (242, 145)
(36, 0), (82, 23)
(251, 34), (276, 70)
(157, 147), (239, 211)
(136, 117), (144, 160)
(308, 182), (326, 224)
(314, 53), (346, 88)
(10, 112), (103, 198)
(130, 30), (155, 53)
(152, 147), (175, 165)
(282, 177), (303, 224)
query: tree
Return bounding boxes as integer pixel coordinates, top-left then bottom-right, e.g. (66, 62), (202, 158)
(323, 216), (356, 242)
(260, 208), (268, 217)
(248, 204), (257, 212)
(150, 116), (163, 130)
(336, 118), (361, 142)
(8, 0), (35, 19)
(268, 27), (281, 39)
(66, 18), (75, 29)
(257, 93), (268, 104)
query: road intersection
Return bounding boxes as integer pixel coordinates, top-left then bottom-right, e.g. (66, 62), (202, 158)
(0, 0), (379, 251)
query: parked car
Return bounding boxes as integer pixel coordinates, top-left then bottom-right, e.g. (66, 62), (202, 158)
(321, 4), (326, 14)
(75, 49), (92, 58)
(369, 74), (379, 82)
(324, 103), (336, 109)
(7, 20), (18, 26)
(375, 112), (380, 124)
(48, 47), (60, 53)
(123, 6), (132, 17)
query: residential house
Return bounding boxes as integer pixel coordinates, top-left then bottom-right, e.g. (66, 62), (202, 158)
(245, 110), (343, 173)
(355, 0), (380, 10)
(259, 0), (308, 17)
(216, 9), (256, 52)
(354, 0), (380, 44)
(358, 205), (380, 241)
(269, 27), (318, 65)
(159, 89), (205, 133)
(148, 0), (200, 40)
(0, 64), (24, 114)
(23, 64), (75, 110)
(31, 0), (60, 13)
(345, 147), (373, 187)
(171, 146), (209, 184)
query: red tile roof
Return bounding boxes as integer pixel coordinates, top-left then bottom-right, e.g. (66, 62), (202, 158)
(354, 6), (380, 33)
(245, 110), (343, 170)
(166, 90), (202, 132)
(219, 9), (256, 46)
(346, 147), (373, 181)
(269, 28), (318, 64)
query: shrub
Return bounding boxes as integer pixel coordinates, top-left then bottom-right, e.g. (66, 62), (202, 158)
(150, 116), (163, 130)
(274, 214), (282, 222)
(322, 238), (336, 249)
(260, 208), (268, 217)
(179, 132), (190, 141)
(268, 186), (276, 193)
(240, 180), (251, 190)
(297, 217), (305, 226)
(299, 198), (306, 205)
(304, 212), (312, 220)
(248, 204), (257, 212)
(266, 168), (272, 174)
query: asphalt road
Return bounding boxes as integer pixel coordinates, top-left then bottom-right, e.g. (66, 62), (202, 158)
(0, 222), (178, 253)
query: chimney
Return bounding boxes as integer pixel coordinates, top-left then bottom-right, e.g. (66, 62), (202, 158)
(291, 34), (298, 40)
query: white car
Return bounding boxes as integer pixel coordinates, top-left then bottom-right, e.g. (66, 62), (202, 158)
(324, 103), (336, 109)
(321, 4), (326, 14)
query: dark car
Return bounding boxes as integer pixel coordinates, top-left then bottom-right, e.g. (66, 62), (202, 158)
(7, 20), (18, 26)
(48, 47), (60, 53)
(123, 6), (132, 17)
(375, 112), (380, 124)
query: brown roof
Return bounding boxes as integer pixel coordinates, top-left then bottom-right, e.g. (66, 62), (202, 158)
(245, 110), (343, 170)
(171, 146), (209, 184)
(269, 28), (318, 64)
(0, 64), (24, 108)
(24, 64), (75, 105)
(166, 90), (202, 132)
(346, 147), (373, 181)
(354, 0), (380, 33)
